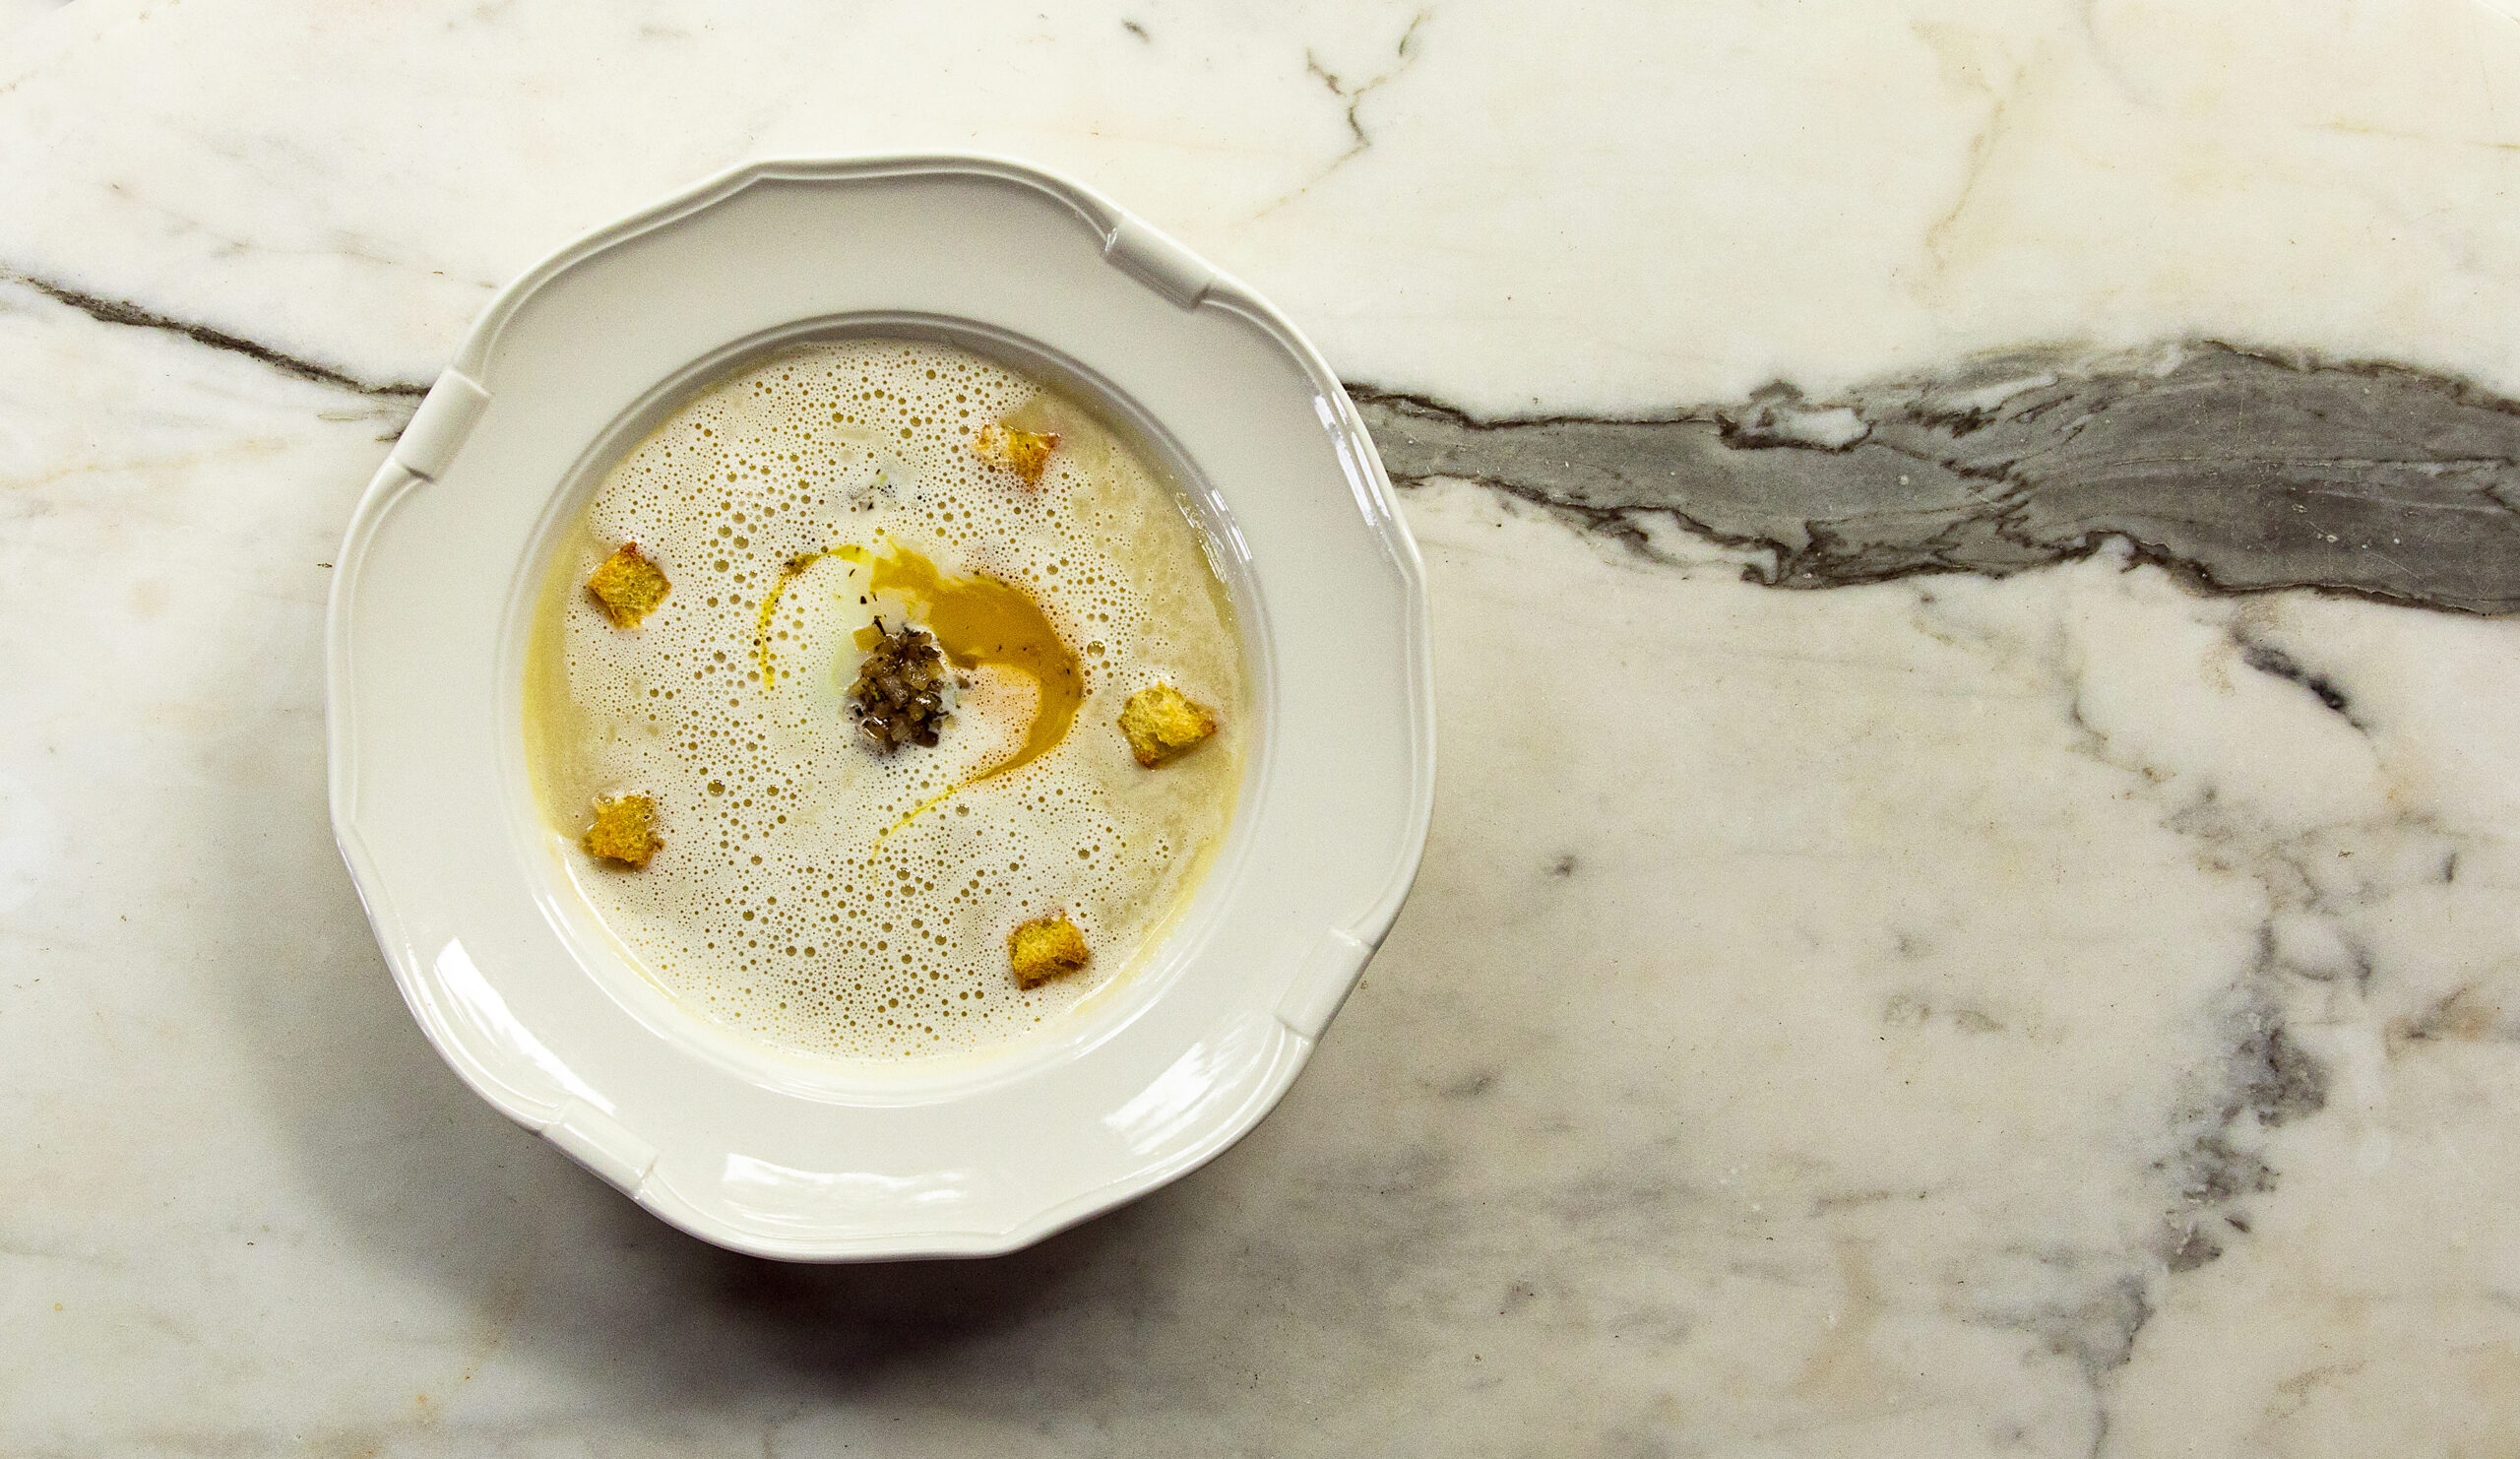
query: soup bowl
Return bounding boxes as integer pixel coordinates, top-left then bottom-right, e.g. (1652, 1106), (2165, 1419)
(326, 155), (1433, 1259)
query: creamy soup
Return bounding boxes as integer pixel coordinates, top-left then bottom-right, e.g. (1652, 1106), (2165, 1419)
(526, 338), (1244, 1061)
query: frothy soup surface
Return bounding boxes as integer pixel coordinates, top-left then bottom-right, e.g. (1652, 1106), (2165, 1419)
(526, 339), (1244, 1061)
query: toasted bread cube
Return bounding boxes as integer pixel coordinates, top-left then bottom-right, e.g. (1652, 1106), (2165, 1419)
(971, 421), (1059, 487)
(1118, 682), (1218, 767)
(1009, 913), (1090, 989)
(587, 542), (670, 628)
(583, 793), (662, 868)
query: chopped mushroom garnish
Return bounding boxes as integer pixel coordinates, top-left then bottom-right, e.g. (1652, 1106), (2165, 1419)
(848, 618), (953, 753)
(586, 542), (670, 628)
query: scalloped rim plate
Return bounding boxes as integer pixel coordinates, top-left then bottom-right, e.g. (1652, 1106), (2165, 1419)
(324, 155), (1433, 1259)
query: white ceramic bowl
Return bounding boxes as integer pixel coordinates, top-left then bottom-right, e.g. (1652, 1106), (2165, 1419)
(325, 156), (1434, 1259)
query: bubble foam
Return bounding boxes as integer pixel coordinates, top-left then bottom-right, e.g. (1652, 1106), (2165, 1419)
(527, 338), (1244, 1061)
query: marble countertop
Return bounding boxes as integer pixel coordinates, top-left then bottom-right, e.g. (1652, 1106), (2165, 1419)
(7, 2), (2519, 1453)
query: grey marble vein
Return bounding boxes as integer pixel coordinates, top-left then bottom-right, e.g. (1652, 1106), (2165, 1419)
(0, 271), (430, 398)
(1303, 10), (1426, 166)
(1354, 342), (2520, 614)
(2156, 1004), (2326, 1272)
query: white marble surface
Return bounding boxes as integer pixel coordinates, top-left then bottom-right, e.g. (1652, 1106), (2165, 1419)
(7, 1), (2520, 1453)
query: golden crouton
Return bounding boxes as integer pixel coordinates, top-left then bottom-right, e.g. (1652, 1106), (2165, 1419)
(583, 793), (662, 868)
(1009, 913), (1090, 989)
(1118, 683), (1218, 767)
(586, 542), (669, 628)
(971, 421), (1059, 487)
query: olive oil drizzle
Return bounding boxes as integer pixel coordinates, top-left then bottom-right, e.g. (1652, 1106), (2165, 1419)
(752, 550), (826, 685)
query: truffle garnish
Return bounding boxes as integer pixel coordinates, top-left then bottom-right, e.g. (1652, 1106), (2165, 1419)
(849, 617), (952, 753)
